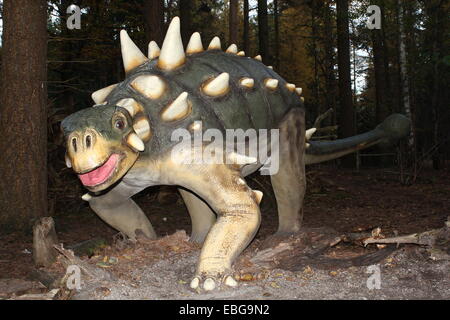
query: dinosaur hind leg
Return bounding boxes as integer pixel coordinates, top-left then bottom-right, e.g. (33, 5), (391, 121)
(270, 108), (306, 234)
(178, 188), (216, 243)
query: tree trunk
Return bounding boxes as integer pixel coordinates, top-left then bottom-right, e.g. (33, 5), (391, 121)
(323, 1), (337, 127)
(336, 0), (356, 167)
(143, 0), (165, 45)
(397, 0), (414, 149)
(229, 0), (238, 45)
(0, 0), (48, 232)
(33, 217), (58, 267)
(243, 0), (250, 53)
(257, 0), (270, 64)
(273, 0), (280, 69)
(179, 0), (193, 45)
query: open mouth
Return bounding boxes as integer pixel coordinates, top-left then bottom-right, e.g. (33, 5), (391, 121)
(78, 154), (120, 187)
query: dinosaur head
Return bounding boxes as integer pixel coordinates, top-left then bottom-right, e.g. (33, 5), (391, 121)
(61, 103), (150, 192)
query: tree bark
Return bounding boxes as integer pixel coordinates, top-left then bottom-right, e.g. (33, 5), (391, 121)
(143, 0), (165, 45)
(336, 0), (356, 167)
(0, 0), (48, 232)
(179, 0), (193, 45)
(397, 0), (414, 149)
(229, 0), (238, 45)
(243, 0), (250, 53)
(273, 0), (280, 69)
(323, 1), (337, 127)
(33, 217), (58, 267)
(257, 0), (270, 64)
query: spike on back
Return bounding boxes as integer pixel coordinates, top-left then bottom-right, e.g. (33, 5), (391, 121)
(148, 41), (161, 59)
(131, 75), (166, 100)
(158, 16), (186, 70)
(226, 44), (238, 54)
(202, 73), (230, 96)
(91, 83), (118, 104)
(161, 92), (191, 122)
(120, 30), (149, 73)
(208, 37), (221, 50)
(186, 32), (204, 55)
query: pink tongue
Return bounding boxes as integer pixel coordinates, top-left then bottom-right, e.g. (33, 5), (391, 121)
(78, 154), (119, 186)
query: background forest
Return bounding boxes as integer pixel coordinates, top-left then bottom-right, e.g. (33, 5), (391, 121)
(0, 0), (449, 232)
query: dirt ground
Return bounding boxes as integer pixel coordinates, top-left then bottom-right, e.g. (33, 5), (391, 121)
(1, 165), (449, 300)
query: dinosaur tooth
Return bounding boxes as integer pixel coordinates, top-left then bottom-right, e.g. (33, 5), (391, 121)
(207, 36), (221, 50)
(306, 128), (317, 141)
(264, 78), (279, 90)
(81, 193), (92, 201)
(91, 83), (118, 104)
(237, 51), (245, 56)
(301, 97), (305, 102)
(133, 116), (152, 142)
(65, 154), (72, 168)
(226, 44), (238, 54)
(120, 30), (149, 73)
(116, 98), (144, 117)
(254, 55), (262, 61)
(186, 32), (204, 55)
(295, 87), (303, 96)
(161, 92), (191, 122)
(286, 83), (296, 92)
(239, 77), (254, 88)
(158, 16), (186, 70)
(131, 75), (165, 99)
(253, 190), (263, 204)
(126, 132), (145, 152)
(202, 72), (230, 96)
(148, 41), (161, 59)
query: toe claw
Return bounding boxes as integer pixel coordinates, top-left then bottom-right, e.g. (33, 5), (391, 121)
(225, 275), (238, 287)
(190, 277), (200, 289)
(203, 278), (216, 291)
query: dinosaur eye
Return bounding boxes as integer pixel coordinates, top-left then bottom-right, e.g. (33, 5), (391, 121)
(115, 119), (125, 130)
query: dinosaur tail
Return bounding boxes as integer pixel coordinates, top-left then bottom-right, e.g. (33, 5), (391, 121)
(305, 114), (411, 165)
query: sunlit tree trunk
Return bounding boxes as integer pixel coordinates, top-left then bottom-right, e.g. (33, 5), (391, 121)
(336, 0), (356, 167)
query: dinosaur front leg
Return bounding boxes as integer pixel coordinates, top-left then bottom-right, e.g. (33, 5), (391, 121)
(181, 166), (261, 291)
(86, 181), (157, 240)
(178, 188), (216, 243)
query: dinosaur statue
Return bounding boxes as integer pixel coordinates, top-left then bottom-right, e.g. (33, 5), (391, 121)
(61, 17), (410, 291)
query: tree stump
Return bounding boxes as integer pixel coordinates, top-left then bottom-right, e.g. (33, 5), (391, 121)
(33, 217), (58, 267)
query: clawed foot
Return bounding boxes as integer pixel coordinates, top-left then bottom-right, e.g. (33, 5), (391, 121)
(189, 274), (238, 291)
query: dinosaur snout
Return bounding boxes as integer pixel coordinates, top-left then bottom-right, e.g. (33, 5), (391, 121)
(68, 130), (98, 153)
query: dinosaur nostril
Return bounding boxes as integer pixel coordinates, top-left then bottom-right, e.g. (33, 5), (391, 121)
(72, 138), (77, 152)
(86, 135), (92, 148)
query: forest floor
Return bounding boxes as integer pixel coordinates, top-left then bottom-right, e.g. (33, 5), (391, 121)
(1, 165), (449, 300)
